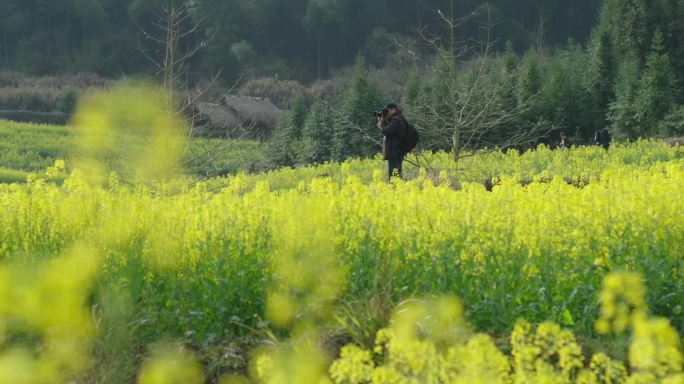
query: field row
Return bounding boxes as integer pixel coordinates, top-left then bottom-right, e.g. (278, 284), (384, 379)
(0, 119), (268, 183)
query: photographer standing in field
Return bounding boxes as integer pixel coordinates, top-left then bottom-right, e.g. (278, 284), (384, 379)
(595, 128), (612, 150)
(377, 103), (408, 179)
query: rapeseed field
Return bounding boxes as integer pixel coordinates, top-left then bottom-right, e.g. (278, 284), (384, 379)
(0, 85), (682, 383)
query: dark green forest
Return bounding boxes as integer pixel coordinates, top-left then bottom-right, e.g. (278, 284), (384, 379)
(2, 0), (599, 79)
(2, 0), (684, 169)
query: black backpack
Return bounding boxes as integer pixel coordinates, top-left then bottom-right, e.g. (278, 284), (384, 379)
(595, 128), (611, 146)
(400, 118), (419, 154)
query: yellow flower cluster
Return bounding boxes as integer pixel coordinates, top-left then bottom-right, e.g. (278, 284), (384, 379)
(511, 320), (584, 383)
(596, 272), (648, 334)
(138, 345), (204, 384)
(596, 272), (684, 382)
(325, 272), (684, 384)
(254, 340), (331, 384)
(0, 245), (99, 383)
(330, 297), (511, 384)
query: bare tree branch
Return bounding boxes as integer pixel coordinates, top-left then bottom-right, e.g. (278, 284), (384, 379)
(134, 2), (258, 185)
(403, 1), (555, 175)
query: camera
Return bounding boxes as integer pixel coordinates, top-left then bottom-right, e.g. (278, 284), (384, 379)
(374, 109), (388, 119)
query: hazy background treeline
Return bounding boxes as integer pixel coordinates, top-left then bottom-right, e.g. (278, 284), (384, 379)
(1, 0), (599, 80)
(1, 0), (684, 172)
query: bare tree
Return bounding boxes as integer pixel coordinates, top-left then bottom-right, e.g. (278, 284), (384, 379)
(411, 1), (554, 169)
(136, 1), (263, 183)
(137, 1), (209, 108)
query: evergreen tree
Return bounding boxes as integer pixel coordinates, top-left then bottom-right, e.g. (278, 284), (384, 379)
(517, 49), (544, 127)
(267, 94), (308, 167)
(633, 30), (678, 135)
(518, 49), (543, 101)
(513, 41), (597, 141)
(588, 29), (619, 130)
(502, 40), (518, 73)
(608, 55), (642, 139)
(657, 0), (684, 101)
(401, 72), (420, 118)
(419, 52), (455, 151)
(330, 57), (384, 161)
(499, 41), (521, 128)
(480, 43), (522, 143)
(596, 0), (653, 60)
(401, 72), (437, 150)
(299, 100), (333, 164)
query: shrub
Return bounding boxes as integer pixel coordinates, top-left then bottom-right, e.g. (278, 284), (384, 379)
(57, 88), (80, 114)
(238, 77), (307, 108)
(659, 105), (684, 137)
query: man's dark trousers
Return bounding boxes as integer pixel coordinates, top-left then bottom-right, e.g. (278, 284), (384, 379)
(388, 156), (403, 179)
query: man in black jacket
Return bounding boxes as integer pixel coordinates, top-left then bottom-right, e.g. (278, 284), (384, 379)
(377, 103), (407, 179)
(595, 128), (612, 150)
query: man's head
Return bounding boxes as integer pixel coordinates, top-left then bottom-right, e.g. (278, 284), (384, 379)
(385, 103), (400, 118)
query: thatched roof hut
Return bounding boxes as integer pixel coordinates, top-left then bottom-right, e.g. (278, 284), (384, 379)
(194, 95), (282, 139)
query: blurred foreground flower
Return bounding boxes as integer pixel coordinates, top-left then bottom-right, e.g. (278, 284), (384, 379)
(138, 345), (204, 384)
(72, 82), (186, 184)
(254, 337), (331, 384)
(0, 244), (100, 383)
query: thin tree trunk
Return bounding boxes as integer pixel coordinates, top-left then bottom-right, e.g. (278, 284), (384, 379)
(316, 39), (321, 79)
(450, 0), (460, 162)
(2, 27), (7, 68)
(47, 0), (54, 67)
(164, 4), (178, 111)
(65, 1), (70, 72)
(537, 5), (545, 59)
